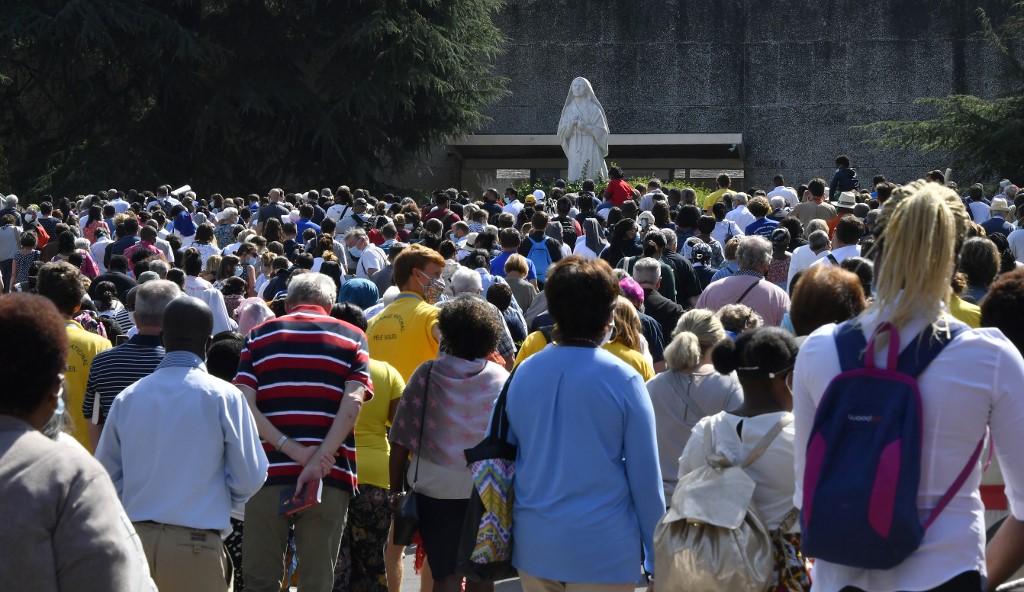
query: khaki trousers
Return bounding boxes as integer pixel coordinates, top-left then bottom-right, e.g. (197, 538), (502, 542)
(519, 570), (635, 592)
(242, 484), (350, 592)
(133, 521), (229, 592)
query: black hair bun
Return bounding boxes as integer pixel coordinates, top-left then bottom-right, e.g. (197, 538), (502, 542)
(711, 338), (739, 374)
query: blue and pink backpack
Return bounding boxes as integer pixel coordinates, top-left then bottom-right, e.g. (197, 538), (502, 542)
(800, 320), (984, 569)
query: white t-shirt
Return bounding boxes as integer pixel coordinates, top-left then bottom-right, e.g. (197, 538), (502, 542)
(502, 200), (524, 216)
(325, 203), (349, 223)
(355, 244), (387, 279)
(1007, 228), (1024, 263)
(968, 201), (991, 224)
(793, 314), (1024, 591)
(679, 411), (797, 532)
(767, 186), (799, 208)
(810, 243), (861, 267)
(724, 205), (756, 231)
(710, 219), (743, 245)
(787, 244), (828, 287)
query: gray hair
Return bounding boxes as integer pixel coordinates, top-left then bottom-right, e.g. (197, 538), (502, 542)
(769, 196), (786, 210)
(286, 272), (337, 310)
(344, 227), (368, 241)
(808, 230), (830, 250)
(74, 238), (90, 251)
(147, 260), (170, 279)
(134, 280), (182, 328)
(450, 267), (482, 295)
(661, 228), (677, 249)
(805, 219), (829, 235)
(732, 192), (749, 205)
(736, 235), (772, 271)
(632, 257), (662, 287)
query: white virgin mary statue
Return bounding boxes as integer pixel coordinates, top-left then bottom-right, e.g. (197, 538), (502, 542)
(557, 77), (610, 182)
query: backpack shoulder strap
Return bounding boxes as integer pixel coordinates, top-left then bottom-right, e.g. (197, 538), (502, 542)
(833, 320), (868, 372)
(896, 322), (968, 377)
(741, 414), (793, 468)
(827, 253), (839, 265)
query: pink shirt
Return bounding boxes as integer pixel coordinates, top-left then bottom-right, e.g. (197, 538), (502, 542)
(695, 273), (791, 326)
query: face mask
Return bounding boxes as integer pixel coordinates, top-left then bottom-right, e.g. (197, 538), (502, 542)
(235, 265), (244, 277)
(405, 224), (414, 231)
(54, 383), (65, 419)
(348, 246), (363, 259)
(417, 270), (445, 304)
(600, 323), (615, 347)
(25, 214), (35, 223)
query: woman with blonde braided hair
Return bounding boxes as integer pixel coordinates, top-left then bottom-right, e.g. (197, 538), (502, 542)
(792, 180), (1024, 591)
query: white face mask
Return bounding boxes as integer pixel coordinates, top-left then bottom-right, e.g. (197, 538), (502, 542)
(24, 214), (35, 223)
(599, 323), (615, 347)
(54, 378), (65, 419)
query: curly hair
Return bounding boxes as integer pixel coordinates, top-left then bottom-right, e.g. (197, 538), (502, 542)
(438, 296), (504, 360)
(0, 294), (68, 416)
(981, 267), (1024, 353)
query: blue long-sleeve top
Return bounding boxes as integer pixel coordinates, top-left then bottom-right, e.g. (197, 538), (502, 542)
(504, 345), (665, 583)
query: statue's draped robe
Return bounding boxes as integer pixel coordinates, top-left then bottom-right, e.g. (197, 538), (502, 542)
(558, 98), (609, 181)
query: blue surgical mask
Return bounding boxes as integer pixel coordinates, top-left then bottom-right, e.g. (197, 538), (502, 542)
(54, 382), (65, 418)
(235, 265), (244, 277)
(404, 224), (414, 231)
(349, 246), (363, 258)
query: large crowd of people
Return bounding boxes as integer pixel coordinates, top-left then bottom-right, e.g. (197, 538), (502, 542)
(2, 159), (1024, 592)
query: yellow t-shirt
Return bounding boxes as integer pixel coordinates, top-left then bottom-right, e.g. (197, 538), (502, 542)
(65, 320), (112, 451)
(514, 331), (655, 381)
(949, 295), (981, 328)
(356, 360), (405, 489)
(513, 330), (550, 368)
(702, 187), (729, 212)
(603, 340), (656, 381)
(366, 292), (440, 382)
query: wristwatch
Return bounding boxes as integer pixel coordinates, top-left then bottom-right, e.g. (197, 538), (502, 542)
(274, 434), (288, 452)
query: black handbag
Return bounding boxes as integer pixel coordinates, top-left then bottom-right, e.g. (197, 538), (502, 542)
(392, 362), (432, 546)
(455, 370), (518, 582)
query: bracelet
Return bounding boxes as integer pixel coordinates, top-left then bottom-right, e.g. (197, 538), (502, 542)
(275, 434), (288, 452)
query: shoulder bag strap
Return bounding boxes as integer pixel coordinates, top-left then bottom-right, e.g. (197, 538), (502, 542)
(741, 414), (793, 469)
(489, 368), (517, 444)
(410, 361), (433, 488)
(734, 278), (761, 305)
(702, 420), (717, 464)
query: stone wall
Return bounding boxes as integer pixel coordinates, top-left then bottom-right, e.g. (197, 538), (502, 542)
(475, 0), (1018, 188)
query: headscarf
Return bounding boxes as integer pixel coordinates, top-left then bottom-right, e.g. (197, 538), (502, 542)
(339, 278), (380, 310)
(583, 218), (607, 254)
(558, 77), (610, 157)
(236, 297), (275, 336)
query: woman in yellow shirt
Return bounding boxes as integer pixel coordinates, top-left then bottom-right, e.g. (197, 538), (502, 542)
(331, 303), (406, 592)
(514, 296), (655, 381)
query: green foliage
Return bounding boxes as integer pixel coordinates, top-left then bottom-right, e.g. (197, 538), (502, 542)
(0, 0), (508, 196)
(515, 174), (712, 205)
(857, 5), (1024, 181)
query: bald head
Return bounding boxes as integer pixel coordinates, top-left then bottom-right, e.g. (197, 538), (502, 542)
(162, 297), (213, 358)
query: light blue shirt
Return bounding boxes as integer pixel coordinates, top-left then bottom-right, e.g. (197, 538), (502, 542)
(96, 351), (268, 536)
(504, 346), (665, 582)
